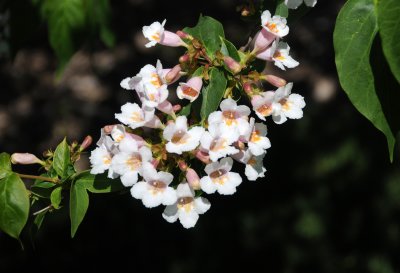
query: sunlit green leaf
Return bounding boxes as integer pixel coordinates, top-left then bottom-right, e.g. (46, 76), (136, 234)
(220, 37), (240, 61)
(70, 181), (89, 238)
(377, 0), (400, 84)
(334, 0), (396, 160)
(200, 68), (227, 121)
(50, 187), (62, 209)
(0, 153), (11, 179)
(52, 138), (71, 179)
(74, 171), (124, 193)
(0, 173), (30, 239)
(184, 15), (225, 58)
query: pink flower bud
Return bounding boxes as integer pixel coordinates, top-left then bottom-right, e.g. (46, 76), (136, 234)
(79, 135), (93, 151)
(194, 150), (210, 164)
(223, 56), (242, 74)
(243, 82), (254, 95)
(157, 100), (174, 115)
(151, 159), (160, 168)
(176, 30), (190, 39)
(160, 31), (186, 47)
(11, 153), (43, 165)
(164, 64), (182, 84)
(173, 104), (182, 112)
(264, 74), (287, 88)
(179, 54), (190, 63)
(186, 168), (201, 190)
(253, 28), (276, 54)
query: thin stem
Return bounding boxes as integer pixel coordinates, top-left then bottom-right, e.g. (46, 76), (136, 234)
(17, 173), (60, 184)
(33, 205), (53, 216)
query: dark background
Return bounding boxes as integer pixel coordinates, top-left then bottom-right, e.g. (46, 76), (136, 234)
(1, 1), (400, 272)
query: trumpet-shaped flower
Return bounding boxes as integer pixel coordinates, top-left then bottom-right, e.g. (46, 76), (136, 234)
(285, 0), (317, 9)
(251, 91), (275, 121)
(163, 116), (205, 154)
(261, 10), (289, 38)
(162, 182), (211, 228)
(111, 137), (153, 186)
(143, 19), (185, 48)
(200, 123), (239, 162)
(271, 41), (299, 70)
(200, 157), (242, 195)
(271, 83), (306, 124)
(245, 118), (271, 156)
(130, 163), (177, 208)
(115, 103), (162, 129)
(233, 150), (267, 181)
(176, 76), (203, 102)
(208, 98), (251, 136)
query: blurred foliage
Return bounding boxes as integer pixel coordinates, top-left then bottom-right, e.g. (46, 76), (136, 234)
(0, 0), (114, 74)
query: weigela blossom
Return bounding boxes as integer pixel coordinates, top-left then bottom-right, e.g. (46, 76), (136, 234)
(270, 83), (306, 124)
(131, 163), (177, 208)
(115, 102), (162, 129)
(163, 116), (205, 155)
(200, 157), (242, 195)
(176, 76), (203, 102)
(200, 123), (239, 162)
(257, 41), (299, 70)
(261, 10), (289, 38)
(90, 129), (118, 178)
(251, 91), (275, 121)
(142, 19), (186, 48)
(208, 98), (251, 136)
(234, 150), (267, 181)
(285, 0), (317, 9)
(111, 137), (153, 186)
(246, 118), (271, 156)
(162, 182), (211, 228)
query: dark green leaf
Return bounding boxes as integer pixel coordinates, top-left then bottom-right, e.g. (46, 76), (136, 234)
(220, 38), (240, 62)
(52, 138), (71, 179)
(84, 0), (115, 47)
(31, 178), (56, 199)
(200, 68), (228, 121)
(184, 16), (225, 59)
(0, 173), (30, 239)
(178, 103), (192, 117)
(74, 171), (124, 193)
(377, 0), (400, 84)
(275, 0), (289, 18)
(50, 187), (62, 209)
(0, 153), (12, 179)
(334, 0), (396, 160)
(70, 182), (89, 237)
(33, 210), (47, 232)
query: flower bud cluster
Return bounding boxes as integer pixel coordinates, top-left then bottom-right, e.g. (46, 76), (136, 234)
(90, 9), (309, 228)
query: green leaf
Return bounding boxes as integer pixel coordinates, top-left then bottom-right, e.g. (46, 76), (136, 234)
(178, 103), (192, 117)
(200, 68), (228, 121)
(52, 138), (71, 179)
(220, 38), (240, 62)
(74, 171), (124, 193)
(50, 187), (62, 209)
(0, 153), (12, 179)
(70, 181), (89, 238)
(184, 15), (225, 58)
(275, 0), (289, 18)
(31, 180), (55, 199)
(0, 173), (30, 239)
(334, 0), (396, 160)
(192, 66), (204, 77)
(377, 0), (400, 84)
(38, 0), (85, 73)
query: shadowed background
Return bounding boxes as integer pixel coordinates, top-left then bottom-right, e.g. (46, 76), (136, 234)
(1, 0), (400, 272)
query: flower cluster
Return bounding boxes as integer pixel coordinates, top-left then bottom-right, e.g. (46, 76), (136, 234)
(89, 9), (308, 228)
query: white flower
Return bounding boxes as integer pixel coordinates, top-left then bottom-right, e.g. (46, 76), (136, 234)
(208, 98), (251, 136)
(163, 116), (205, 154)
(115, 102), (162, 129)
(142, 19), (185, 48)
(130, 163), (177, 208)
(233, 150), (266, 181)
(251, 91), (275, 121)
(271, 83), (306, 124)
(200, 123), (239, 162)
(261, 10), (289, 38)
(142, 20), (166, 48)
(176, 76), (203, 102)
(90, 144), (113, 175)
(162, 182), (211, 229)
(200, 157), (242, 195)
(271, 41), (299, 70)
(285, 0), (317, 9)
(110, 124), (127, 144)
(246, 118), (271, 156)
(111, 137), (153, 186)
